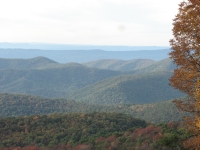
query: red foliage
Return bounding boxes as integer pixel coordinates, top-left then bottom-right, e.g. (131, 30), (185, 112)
(128, 134), (136, 142)
(55, 144), (69, 150)
(167, 122), (175, 128)
(135, 125), (161, 136)
(65, 144), (72, 149)
(152, 134), (162, 141)
(23, 146), (40, 150)
(129, 125), (163, 144)
(106, 135), (117, 143)
(72, 144), (90, 150)
(123, 131), (132, 137)
(95, 137), (106, 143)
(13, 148), (22, 150)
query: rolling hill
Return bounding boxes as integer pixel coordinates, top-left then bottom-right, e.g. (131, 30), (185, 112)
(0, 57), (181, 104)
(0, 112), (147, 148)
(0, 56), (58, 70)
(67, 71), (184, 104)
(0, 93), (186, 123)
(132, 58), (176, 73)
(82, 58), (176, 73)
(83, 59), (155, 71)
(0, 63), (122, 98)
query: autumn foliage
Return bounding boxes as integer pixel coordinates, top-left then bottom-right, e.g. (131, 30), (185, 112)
(169, 0), (200, 149)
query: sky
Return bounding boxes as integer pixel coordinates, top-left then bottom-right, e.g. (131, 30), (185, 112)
(0, 0), (182, 46)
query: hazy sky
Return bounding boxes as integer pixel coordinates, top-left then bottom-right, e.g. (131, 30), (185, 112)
(0, 0), (181, 46)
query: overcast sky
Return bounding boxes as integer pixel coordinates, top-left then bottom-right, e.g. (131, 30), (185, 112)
(0, 0), (181, 46)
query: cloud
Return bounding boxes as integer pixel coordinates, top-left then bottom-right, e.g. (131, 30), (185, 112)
(0, 0), (181, 46)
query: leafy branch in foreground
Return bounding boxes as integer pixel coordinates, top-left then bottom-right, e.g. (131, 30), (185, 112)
(169, 0), (200, 149)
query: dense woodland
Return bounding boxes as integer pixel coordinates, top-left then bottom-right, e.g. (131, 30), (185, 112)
(67, 71), (183, 104)
(0, 93), (186, 123)
(0, 113), (146, 147)
(0, 57), (183, 103)
(0, 113), (190, 149)
(1, 0), (199, 148)
(0, 56), (191, 149)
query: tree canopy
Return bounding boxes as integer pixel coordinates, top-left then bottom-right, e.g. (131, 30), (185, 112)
(169, 0), (200, 149)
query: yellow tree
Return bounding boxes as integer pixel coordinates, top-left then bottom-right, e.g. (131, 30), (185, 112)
(169, 0), (200, 149)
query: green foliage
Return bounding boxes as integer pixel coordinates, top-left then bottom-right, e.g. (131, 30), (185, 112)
(0, 57), (182, 104)
(83, 59), (155, 71)
(128, 100), (189, 123)
(0, 55), (190, 149)
(68, 71), (184, 104)
(0, 62), (121, 98)
(90, 123), (190, 150)
(83, 58), (176, 73)
(0, 57), (58, 70)
(0, 93), (186, 123)
(130, 58), (177, 74)
(0, 112), (147, 148)
(0, 122), (190, 150)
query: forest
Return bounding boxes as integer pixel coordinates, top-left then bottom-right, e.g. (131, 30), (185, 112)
(0, 17), (197, 148)
(2, 0), (200, 149)
(0, 93), (186, 123)
(0, 56), (190, 149)
(0, 113), (190, 150)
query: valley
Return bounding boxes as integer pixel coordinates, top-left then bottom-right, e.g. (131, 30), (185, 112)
(0, 53), (188, 149)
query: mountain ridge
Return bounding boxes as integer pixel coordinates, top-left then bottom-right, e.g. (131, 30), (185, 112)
(0, 93), (186, 123)
(0, 49), (170, 63)
(67, 71), (184, 104)
(83, 59), (155, 71)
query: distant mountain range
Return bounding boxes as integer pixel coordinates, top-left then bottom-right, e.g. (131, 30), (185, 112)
(0, 48), (170, 63)
(0, 46), (189, 148)
(0, 57), (183, 104)
(0, 42), (169, 51)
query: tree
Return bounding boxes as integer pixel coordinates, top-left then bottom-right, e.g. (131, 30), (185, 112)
(169, 0), (200, 149)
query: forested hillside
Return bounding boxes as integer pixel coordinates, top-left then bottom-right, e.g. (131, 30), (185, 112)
(0, 113), (189, 149)
(0, 93), (186, 123)
(0, 57), (58, 70)
(67, 71), (184, 104)
(83, 58), (175, 73)
(0, 63), (121, 98)
(0, 113), (147, 148)
(0, 55), (190, 149)
(83, 59), (155, 71)
(0, 57), (183, 103)
(131, 58), (176, 74)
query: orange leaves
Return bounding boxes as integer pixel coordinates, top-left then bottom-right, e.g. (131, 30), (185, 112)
(183, 135), (200, 149)
(189, 0), (200, 5)
(33, 116), (39, 120)
(170, 0), (200, 149)
(169, 0), (200, 95)
(194, 78), (200, 99)
(195, 118), (200, 128)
